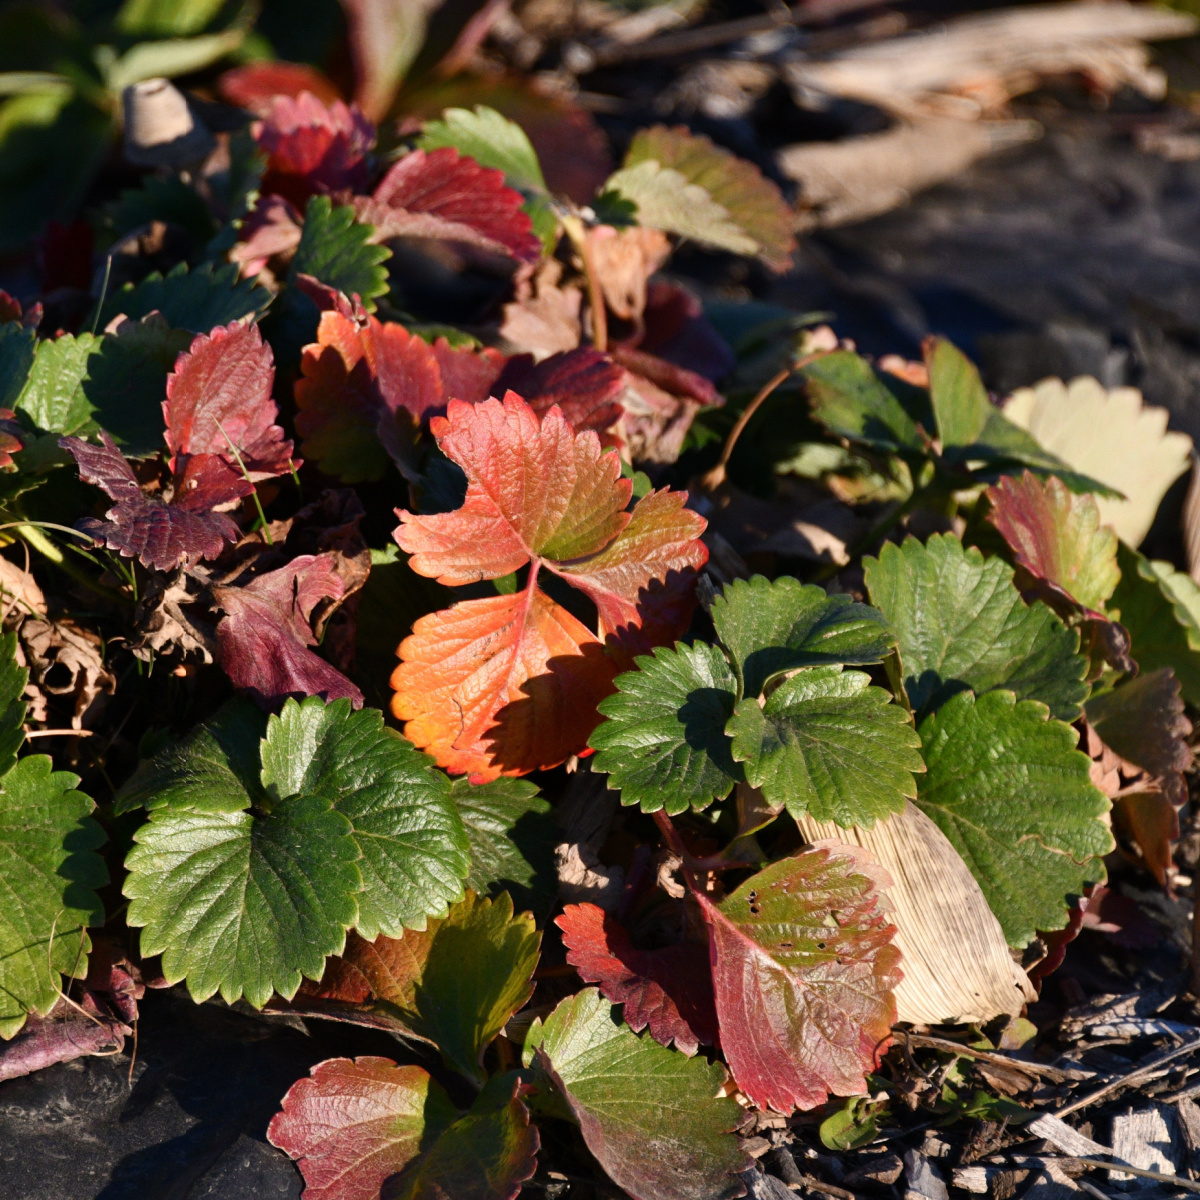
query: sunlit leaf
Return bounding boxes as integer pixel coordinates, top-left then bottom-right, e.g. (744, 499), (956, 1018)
(290, 196), (391, 313)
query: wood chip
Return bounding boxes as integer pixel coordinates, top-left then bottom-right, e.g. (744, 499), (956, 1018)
(1109, 1105), (1179, 1182)
(904, 1149), (949, 1200)
(1028, 1114), (1111, 1158)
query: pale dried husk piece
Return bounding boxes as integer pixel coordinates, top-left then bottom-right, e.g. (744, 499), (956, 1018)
(796, 802), (1035, 1025)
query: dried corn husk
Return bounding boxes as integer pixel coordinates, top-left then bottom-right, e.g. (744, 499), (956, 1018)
(797, 802), (1035, 1025)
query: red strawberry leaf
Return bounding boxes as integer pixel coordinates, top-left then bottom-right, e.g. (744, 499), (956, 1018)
(392, 393), (705, 778)
(267, 1057), (537, 1200)
(354, 147), (542, 264)
(493, 347), (626, 434)
(230, 195), (304, 278)
(214, 554), (363, 709)
(254, 92), (375, 209)
(557, 902), (718, 1054)
(165, 320), (295, 481)
(691, 844), (900, 1113)
(63, 432), (239, 571)
(219, 62), (344, 112)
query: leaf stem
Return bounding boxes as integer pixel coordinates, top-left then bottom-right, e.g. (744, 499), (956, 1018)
(562, 213), (608, 352)
(215, 420), (272, 545)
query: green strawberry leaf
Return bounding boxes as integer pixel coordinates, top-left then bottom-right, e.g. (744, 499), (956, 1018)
(727, 665), (923, 827)
(711, 574), (895, 698)
(289, 196), (391, 313)
(97, 260), (270, 333)
(0, 755), (107, 1038)
(916, 689), (1112, 947)
(864, 533), (1089, 720)
(11, 332), (98, 437)
(0, 319), (37, 411)
(524, 988), (749, 1200)
(451, 777), (557, 919)
(0, 629), (28, 776)
(801, 350), (928, 454)
(589, 642), (742, 815)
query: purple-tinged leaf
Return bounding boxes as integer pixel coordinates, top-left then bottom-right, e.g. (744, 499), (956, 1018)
(494, 347), (626, 435)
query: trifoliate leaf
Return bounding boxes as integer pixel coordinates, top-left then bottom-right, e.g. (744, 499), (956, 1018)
(268, 1059), (538, 1200)
(307, 891), (539, 1086)
(986, 470), (1119, 615)
(801, 350), (929, 454)
(0, 629), (28, 776)
(290, 196), (391, 313)
(710, 574), (895, 698)
(916, 689), (1112, 947)
(691, 847), (900, 1113)
(589, 642), (742, 815)
(259, 697), (469, 940)
(97, 261), (270, 333)
(0, 755), (107, 1038)
(727, 665), (923, 827)
(623, 125), (796, 271)
(524, 988), (748, 1200)
(419, 105), (558, 252)
(1110, 544), (1200, 706)
(1003, 375), (1192, 546)
(451, 776), (557, 918)
(864, 534), (1089, 720)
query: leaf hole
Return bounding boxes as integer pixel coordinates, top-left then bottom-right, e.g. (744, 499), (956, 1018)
(748, 889), (760, 915)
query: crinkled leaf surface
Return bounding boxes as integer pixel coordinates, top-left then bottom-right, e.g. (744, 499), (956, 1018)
(10, 332), (97, 437)
(524, 988), (748, 1200)
(624, 125), (795, 271)
(118, 697), (468, 1004)
(711, 574), (895, 698)
(557, 902), (717, 1055)
(290, 196), (391, 313)
(0, 755), (107, 1038)
(392, 393), (705, 779)
(802, 350), (929, 454)
(451, 776), (557, 918)
(692, 847), (900, 1114)
(268, 1058), (537, 1200)
(493, 347), (625, 435)
(1003, 375), (1191, 546)
(864, 534), (1089, 720)
(0, 628), (27, 776)
(589, 641), (742, 815)
(356, 147), (542, 264)
(308, 891), (539, 1085)
(97, 261), (270, 333)
(916, 689), (1112, 947)
(727, 665), (923, 828)
(986, 470), (1119, 614)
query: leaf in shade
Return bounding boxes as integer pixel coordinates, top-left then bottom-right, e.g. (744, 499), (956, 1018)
(607, 344), (719, 406)
(727, 666), (923, 828)
(802, 350), (928, 454)
(589, 642), (741, 815)
(711, 574), (895, 698)
(393, 394), (706, 779)
(524, 988), (749, 1200)
(214, 554), (364, 709)
(0, 323), (37, 413)
(1003, 375), (1192, 547)
(690, 847), (900, 1113)
(253, 91), (374, 209)
(623, 125), (796, 272)
(231, 194), (304, 277)
(451, 777), (557, 918)
(164, 320), (295, 479)
(987, 471), (1118, 615)
(355, 147), (542, 264)
(916, 689), (1112, 947)
(0, 630), (27, 777)
(307, 892), (539, 1085)
(63, 432), (240, 572)
(268, 1058), (537, 1200)
(864, 534), (1089, 720)
(492, 347), (625, 434)
(639, 280), (736, 383)
(97, 261), (270, 333)
(0, 755), (107, 1038)
(557, 902), (718, 1055)
(290, 196), (392, 313)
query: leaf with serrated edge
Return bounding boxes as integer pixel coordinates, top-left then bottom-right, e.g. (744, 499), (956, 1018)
(1004, 376), (1191, 546)
(864, 534), (1088, 720)
(624, 125), (795, 271)
(0, 755), (107, 1038)
(290, 196), (391, 313)
(557, 902), (717, 1055)
(307, 892), (538, 1085)
(97, 261), (270, 333)
(451, 776), (557, 918)
(711, 574), (895, 698)
(916, 689), (1112, 947)
(12, 332), (97, 436)
(524, 988), (748, 1200)
(589, 641), (741, 815)
(802, 350), (927, 454)
(268, 1058), (537, 1200)
(0, 629), (27, 777)
(728, 665), (923, 827)
(986, 470), (1119, 615)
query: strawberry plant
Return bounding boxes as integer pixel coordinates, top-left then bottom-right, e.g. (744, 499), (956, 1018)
(0, 12), (1197, 1199)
